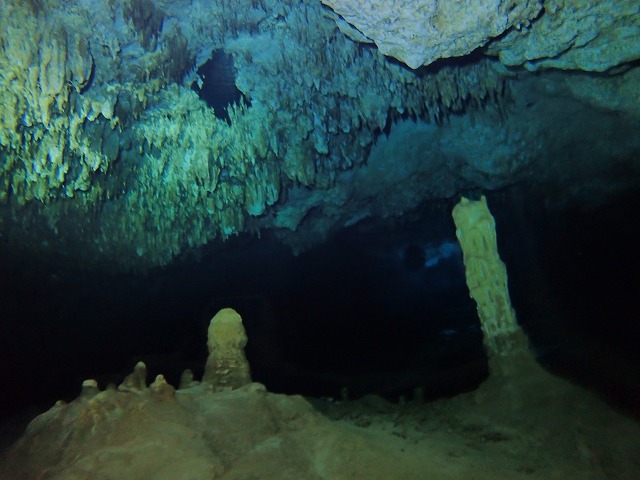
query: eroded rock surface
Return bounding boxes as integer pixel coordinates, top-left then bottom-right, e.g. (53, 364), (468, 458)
(322, 0), (640, 72)
(322, 0), (542, 69)
(2, 352), (638, 479)
(489, 0), (640, 71)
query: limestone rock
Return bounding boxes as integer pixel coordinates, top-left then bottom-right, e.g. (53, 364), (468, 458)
(179, 368), (196, 390)
(1, 298), (639, 479)
(489, 0), (640, 71)
(203, 308), (252, 390)
(323, 0), (640, 72)
(80, 379), (100, 399)
(562, 66), (640, 120)
(2, 348), (640, 480)
(2, 0), (639, 275)
(150, 374), (176, 398)
(321, 0), (542, 68)
(118, 361), (147, 392)
(452, 196), (526, 358)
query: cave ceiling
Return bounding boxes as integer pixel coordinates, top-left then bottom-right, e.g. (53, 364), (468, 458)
(0, 0), (638, 272)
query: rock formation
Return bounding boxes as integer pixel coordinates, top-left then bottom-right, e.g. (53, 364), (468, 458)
(1, 309), (639, 479)
(0, 0), (638, 273)
(452, 196), (528, 359)
(322, 0), (640, 72)
(488, 0), (640, 72)
(203, 307), (252, 390)
(118, 361), (148, 392)
(322, 0), (542, 69)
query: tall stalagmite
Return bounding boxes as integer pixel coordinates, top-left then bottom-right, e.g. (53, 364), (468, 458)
(452, 196), (530, 372)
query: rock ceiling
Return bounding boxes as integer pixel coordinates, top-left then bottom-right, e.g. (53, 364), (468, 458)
(0, 0), (638, 271)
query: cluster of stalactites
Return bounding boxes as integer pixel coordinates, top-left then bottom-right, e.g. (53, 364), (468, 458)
(0, 0), (191, 207)
(1, 0), (512, 273)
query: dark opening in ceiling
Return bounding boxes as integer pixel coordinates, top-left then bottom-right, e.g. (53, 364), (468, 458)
(191, 50), (248, 122)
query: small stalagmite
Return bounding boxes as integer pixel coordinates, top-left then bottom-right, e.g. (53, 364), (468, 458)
(118, 360), (148, 392)
(202, 308), (252, 390)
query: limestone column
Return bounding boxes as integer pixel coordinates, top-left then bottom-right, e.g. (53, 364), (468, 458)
(452, 196), (530, 370)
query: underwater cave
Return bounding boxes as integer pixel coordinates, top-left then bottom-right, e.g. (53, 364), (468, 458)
(1, 0), (640, 478)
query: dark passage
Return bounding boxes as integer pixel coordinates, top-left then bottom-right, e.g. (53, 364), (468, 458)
(494, 188), (640, 415)
(1, 187), (639, 426)
(0, 201), (483, 422)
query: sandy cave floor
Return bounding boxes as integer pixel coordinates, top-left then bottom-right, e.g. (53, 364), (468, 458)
(1, 352), (639, 480)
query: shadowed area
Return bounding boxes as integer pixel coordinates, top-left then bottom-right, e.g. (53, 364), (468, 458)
(192, 49), (247, 122)
(1, 189), (639, 422)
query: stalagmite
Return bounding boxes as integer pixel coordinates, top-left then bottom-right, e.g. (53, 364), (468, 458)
(118, 361), (148, 392)
(452, 196), (530, 371)
(80, 379), (100, 399)
(203, 307), (252, 390)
